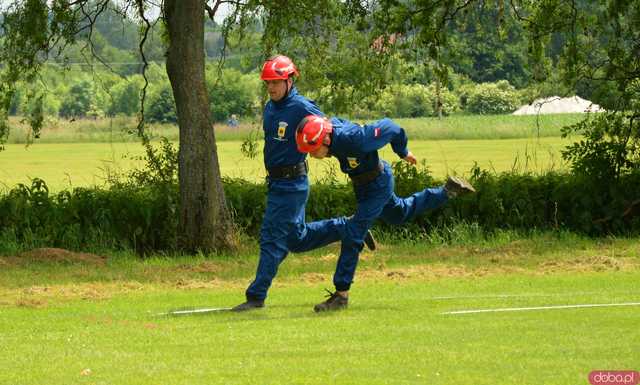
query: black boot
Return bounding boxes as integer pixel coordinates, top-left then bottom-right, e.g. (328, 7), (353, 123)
(314, 289), (348, 312)
(364, 230), (376, 251)
(231, 298), (265, 312)
(444, 176), (476, 198)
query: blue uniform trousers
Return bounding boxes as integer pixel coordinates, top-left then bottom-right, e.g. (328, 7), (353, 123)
(333, 161), (448, 291)
(246, 176), (347, 301)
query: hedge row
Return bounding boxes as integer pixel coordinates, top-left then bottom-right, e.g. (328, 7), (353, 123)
(1, 168), (639, 254)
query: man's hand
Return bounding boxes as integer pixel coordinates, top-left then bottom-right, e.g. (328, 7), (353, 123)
(403, 151), (417, 165)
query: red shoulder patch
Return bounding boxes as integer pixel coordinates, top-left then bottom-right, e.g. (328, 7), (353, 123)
(374, 127), (381, 137)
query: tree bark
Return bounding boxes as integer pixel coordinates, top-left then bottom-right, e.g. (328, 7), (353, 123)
(164, 0), (236, 253)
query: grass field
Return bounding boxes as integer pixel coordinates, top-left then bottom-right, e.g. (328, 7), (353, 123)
(5, 114), (585, 143)
(1, 113), (582, 191)
(1, 232), (638, 385)
(2, 115), (634, 385)
(0, 136), (571, 191)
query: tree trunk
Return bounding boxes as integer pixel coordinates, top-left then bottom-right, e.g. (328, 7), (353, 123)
(164, 0), (236, 253)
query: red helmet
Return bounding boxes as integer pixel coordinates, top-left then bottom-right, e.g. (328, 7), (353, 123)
(260, 55), (299, 80)
(296, 115), (332, 153)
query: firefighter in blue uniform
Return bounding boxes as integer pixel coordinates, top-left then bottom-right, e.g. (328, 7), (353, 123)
(232, 56), (374, 312)
(296, 115), (476, 312)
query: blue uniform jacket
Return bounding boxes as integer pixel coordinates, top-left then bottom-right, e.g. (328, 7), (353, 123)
(327, 118), (409, 176)
(263, 87), (322, 169)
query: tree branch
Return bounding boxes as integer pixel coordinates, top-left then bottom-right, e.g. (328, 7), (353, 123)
(78, 0), (118, 73)
(205, 0), (248, 21)
(508, 0), (529, 23)
(135, 0), (152, 143)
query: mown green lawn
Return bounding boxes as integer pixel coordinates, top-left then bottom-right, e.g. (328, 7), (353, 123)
(5, 114), (584, 143)
(0, 136), (571, 191)
(1, 234), (638, 385)
(2, 273), (638, 385)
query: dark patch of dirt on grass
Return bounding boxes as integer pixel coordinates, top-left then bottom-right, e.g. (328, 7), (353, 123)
(177, 261), (221, 273)
(16, 248), (107, 265)
(172, 278), (229, 289)
(299, 272), (327, 283)
(2, 282), (130, 308)
(15, 297), (48, 308)
(539, 255), (633, 273)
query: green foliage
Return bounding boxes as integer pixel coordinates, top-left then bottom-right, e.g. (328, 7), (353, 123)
(59, 80), (94, 118)
(444, 3), (531, 88)
(3, 166), (640, 254)
(145, 84), (177, 124)
(521, 0), (640, 181)
(223, 178), (268, 235)
(8, 88), (23, 116)
(205, 67), (260, 122)
(254, 0), (395, 116)
(462, 80), (520, 115)
(373, 83), (459, 118)
(10, 85), (61, 118)
(517, 71), (572, 105)
(459, 170), (640, 235)
(15, 64), (262, 124)
(0, 0), (82, 143)
(6, 63), (261, 123)
(240, 129), (261, 159)
(560, 80), (640, 182)
(561, 111), (640, 181)
(120, 138), (180, 187)
(107, 76), (144, 116)
(0, 178), (179, 254)
(391, 160), (436, 197)
(2, 0), (640, 255)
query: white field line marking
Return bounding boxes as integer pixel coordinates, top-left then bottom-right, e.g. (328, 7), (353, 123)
(442, 302), (640, 315)
(157, 307), (233, 316)
(429, 291), (640, 300)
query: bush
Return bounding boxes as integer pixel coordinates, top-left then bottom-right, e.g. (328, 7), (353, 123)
(373, 83), (459, 118)
(462, 80), (520, 114)
(145, 83), (177, 124)
(11, 84), (62, 117)
(142, 68), (260, 124)
(206, 68), (260, 122)
(561, 81), (640, 182)
(59, 80), (95, 118)
(2, 167), (640, 255)
(0, 178), (178, 254)
(108, 76), (144, 116)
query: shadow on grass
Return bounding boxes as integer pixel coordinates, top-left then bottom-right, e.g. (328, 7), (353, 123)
(154, 301), (401, 324)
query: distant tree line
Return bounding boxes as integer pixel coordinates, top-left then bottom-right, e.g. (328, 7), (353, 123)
(3, 0), (637, 254)
(8, 62), (559, 122)
(9, 63), (261, 123)
(3, 0), (577, 123)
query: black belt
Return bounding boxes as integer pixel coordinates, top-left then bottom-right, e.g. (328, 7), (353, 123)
(349, 162), (384, 186)
(267, 161), (307, 179)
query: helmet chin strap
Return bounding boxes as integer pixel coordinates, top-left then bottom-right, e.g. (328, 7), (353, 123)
(283, 78), (293, 100)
